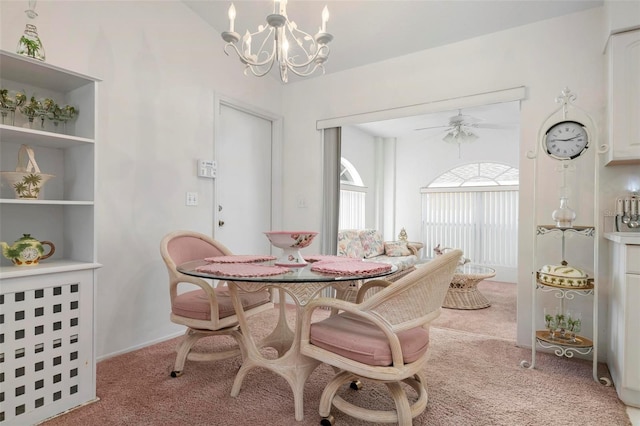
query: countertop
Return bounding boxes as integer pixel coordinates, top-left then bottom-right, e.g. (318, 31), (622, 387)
(604, 232), (640, 245)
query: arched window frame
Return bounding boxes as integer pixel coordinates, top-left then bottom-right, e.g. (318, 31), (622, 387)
(426, 162), (519, 189)
(340, 157), (364, 187)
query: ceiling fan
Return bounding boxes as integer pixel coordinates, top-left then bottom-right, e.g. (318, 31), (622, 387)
(414, 109), (516, 157)
(415, 109), (515, 134)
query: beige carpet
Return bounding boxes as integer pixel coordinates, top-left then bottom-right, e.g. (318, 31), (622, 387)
(42, 281), (630, 426)
(432, 280), (517, 341)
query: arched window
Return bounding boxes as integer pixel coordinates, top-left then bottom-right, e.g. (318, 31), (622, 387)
(421, 162), (519, 275)
(340, 157), (364, 186)
(339, 157), (365, 229)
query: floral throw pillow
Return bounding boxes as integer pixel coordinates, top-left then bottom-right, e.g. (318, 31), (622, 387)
(337, 230), (365, 258)
(360, 229), (385, 259)
(384, 241), (412, 257)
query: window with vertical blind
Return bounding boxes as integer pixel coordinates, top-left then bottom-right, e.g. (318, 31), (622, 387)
(339, 158), (366, 230)
(421, 163), (518, 267)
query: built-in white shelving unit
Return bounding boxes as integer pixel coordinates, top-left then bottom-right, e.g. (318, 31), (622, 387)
(0, 50), (101, 425)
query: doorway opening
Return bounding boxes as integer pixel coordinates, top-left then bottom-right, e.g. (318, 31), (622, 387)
(421, 162), (519, 282)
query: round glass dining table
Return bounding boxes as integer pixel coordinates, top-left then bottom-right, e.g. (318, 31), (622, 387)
(177, 259), (397, 422)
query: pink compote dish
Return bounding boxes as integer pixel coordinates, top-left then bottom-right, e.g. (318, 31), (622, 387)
(264, 231), (318, 266)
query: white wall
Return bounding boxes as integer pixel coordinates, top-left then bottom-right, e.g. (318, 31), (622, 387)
(280, 7), (629, 351)
(0, 0), (282, 359)
(340, 126), (377, 229)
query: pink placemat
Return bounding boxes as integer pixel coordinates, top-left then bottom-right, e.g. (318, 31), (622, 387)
(196, 263), (290, 277)
(304, 255), (359, 263)
(204, 255), (276, 263)
(310, 260), (392, 276)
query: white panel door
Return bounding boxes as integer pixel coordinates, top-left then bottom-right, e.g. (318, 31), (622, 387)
(216, 104), (272, 254)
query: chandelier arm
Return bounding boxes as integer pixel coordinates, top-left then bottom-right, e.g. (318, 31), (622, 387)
(246, 60), (276, 78)
(284, 45), (330, 70)
(245, 40), (277, 77)
(285, 62), (326, 78)
(282, 25), (329, 68)
(253, 27), (276, 63)
(223, 41), (276, 69)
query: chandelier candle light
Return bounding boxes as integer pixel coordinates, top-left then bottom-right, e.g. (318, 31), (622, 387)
(221, 0), (333, 83)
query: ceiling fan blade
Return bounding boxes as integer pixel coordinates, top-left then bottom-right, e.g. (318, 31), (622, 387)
(414, 125), (450, 131)
(422, 128), (451, 141)
(473, 123), (518, 129)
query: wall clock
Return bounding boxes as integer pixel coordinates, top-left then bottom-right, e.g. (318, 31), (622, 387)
(543, 120), (590, 161)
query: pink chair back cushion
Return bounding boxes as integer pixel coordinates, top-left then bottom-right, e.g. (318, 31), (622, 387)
(309, 313), (430, 366)
(172, 287), (270, 320)
(168, 236), (225, 267)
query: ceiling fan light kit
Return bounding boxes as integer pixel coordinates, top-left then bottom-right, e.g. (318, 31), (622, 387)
(443, 127), (479, 144)
(221, 0), (333, 83)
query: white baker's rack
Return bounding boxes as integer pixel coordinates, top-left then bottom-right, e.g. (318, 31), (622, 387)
(519, 88), (611, 386)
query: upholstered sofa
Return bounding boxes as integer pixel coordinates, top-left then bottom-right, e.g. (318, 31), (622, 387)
(337, 229), (422, 280)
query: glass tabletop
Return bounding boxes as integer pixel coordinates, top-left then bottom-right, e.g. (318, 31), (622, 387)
(455, 263), (496, 276)
(177, 259), (398, 283)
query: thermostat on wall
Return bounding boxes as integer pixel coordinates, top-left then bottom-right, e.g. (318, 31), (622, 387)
(197, 159), (216, 179)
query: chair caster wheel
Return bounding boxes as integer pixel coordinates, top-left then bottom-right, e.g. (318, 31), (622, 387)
(350, 380), (362, 390)
(320, 415), (335, 426)
(170, 371), (182, 378)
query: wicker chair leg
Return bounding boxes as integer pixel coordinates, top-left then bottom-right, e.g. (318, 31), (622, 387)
(319, 370), (357, 417)
(386, 381), (412, 426)
(172, 328), (203, 376)
(172, 328), (244, 377)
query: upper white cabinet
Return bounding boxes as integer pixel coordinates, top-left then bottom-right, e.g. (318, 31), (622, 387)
(606, 29), (640, 165)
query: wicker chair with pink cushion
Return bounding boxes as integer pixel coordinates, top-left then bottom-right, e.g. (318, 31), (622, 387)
(160, 230), (273, 377)
(299, 249), (462, 426)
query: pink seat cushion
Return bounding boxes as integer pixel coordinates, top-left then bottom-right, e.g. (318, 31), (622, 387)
(172, 287), (270, 320)
(309, 313), (429, 366)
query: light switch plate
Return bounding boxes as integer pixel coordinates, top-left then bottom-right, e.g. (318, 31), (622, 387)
(186, 192), (198, 206)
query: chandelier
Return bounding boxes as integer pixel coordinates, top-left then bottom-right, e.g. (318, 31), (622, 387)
(221, 1), (333, 83)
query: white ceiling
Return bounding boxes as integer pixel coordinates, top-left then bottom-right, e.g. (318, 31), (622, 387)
(182, 0), (601, 136)
(184, 0), (602, 80)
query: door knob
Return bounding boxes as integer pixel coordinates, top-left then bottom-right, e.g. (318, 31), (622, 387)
(218, 220), (225, 227)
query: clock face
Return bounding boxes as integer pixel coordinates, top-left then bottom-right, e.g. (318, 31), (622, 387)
(21, 247), (40, 261)
(544, 120), (589, 160)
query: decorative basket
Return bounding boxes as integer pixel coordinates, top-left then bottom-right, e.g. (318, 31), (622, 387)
(0, 145), (54, 199)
